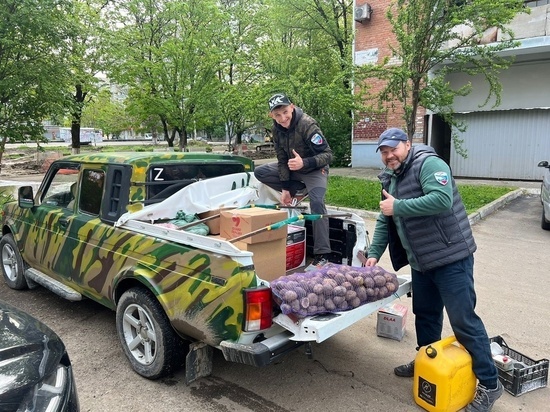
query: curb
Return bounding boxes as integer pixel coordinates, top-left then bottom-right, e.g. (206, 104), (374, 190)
(467, 188), (540, 226)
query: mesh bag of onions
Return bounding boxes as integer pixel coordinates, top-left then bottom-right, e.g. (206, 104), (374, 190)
(271, 263), (400, 318)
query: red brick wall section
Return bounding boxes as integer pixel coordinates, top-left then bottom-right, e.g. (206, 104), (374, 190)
(354, 0), (425, 142)
(40, 153), (64, 173)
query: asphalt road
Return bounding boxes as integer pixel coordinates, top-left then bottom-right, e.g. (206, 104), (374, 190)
(0, 194), (548, 411)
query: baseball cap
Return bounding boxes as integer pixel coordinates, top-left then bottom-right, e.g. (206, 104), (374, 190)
(376, 128), (409, 151)
(268, 93), (292, 112)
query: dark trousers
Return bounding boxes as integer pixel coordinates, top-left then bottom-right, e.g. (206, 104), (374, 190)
(411, 255), (498, 386)
(254, 162), (331, 255)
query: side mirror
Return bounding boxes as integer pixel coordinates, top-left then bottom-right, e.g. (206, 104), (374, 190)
(537, 160), (549, 168)
(18, 186), (35, 209)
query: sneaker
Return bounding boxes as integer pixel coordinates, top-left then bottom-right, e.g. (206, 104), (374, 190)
(394, 360), (415, 377)
(304, 255), (328, 272)
(466, 381), (504, 412)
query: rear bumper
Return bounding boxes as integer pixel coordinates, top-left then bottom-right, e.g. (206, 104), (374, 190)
(220, 275), (412, 366)
(219, 330), (305, 367)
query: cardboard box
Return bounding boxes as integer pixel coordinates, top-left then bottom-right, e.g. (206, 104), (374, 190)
(220, 208), (287, 244)
(233, 238), (286, 282)
(197, 209), (221, 235)
(377, 302), (408, 341)
(286, 225), (306, 271)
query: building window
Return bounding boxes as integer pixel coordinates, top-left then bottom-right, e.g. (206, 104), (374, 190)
(525, 0), (550, 7)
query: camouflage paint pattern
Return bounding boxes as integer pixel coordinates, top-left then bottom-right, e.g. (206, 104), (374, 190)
(53, 152), (254, 213)
(2, 152), (259, 346)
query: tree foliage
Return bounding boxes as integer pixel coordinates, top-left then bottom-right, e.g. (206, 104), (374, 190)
(100, 0), (356, 163)
(66, 0), (109, 153)
(257, 0), (357, 165)
(357, 0), (526, 149)
(104, 0), (227, 149)
(0, 0), (75, 168)
(80, 89), (136, 138)
(3, 0), (525, 169)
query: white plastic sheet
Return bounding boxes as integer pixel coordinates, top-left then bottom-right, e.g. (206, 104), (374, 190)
(115, 172), (281, 226)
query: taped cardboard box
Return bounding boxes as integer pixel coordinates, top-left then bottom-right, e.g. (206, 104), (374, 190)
(220, 207), (287, 244)
(197, 209), (221, 235)
(233, 238), (286, 282)
(377, 302), (408, 341)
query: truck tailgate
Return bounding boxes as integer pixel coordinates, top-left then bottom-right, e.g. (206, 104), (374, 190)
(273, 275), (411, 343)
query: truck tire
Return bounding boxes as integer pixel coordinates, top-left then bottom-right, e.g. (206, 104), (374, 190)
(0, 234), (28, 290)
(116, 287), (186, 379)
(542, 208), (550, 230)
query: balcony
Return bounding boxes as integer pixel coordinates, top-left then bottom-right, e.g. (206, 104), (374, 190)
(446, 4), (550, 60)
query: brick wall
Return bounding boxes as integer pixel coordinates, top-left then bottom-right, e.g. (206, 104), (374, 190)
(354, 0), (425, 141)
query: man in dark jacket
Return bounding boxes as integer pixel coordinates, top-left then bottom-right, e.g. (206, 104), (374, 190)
(364, 128), (503, 412)
(254, 93), (332, 271)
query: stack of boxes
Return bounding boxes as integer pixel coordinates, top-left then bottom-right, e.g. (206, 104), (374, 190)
(219, 208), (306, 281)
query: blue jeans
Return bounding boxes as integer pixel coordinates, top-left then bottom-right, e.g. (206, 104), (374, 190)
(411, 255), (498, 386)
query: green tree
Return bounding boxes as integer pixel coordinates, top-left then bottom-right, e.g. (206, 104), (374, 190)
(102, 0), (358, 163)
(0, 0), (74, 169)
(81, 89), (136, 139)
(257, 0), (357, 166)
(66, 0), (109, 153)
(103, 0), (174, 145)
(105, 0), (225, 151)
(357, 0), (526, 149)
(213, 0), (268, 152)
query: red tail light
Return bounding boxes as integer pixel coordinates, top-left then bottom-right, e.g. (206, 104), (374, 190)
(243, 287), (273, 331)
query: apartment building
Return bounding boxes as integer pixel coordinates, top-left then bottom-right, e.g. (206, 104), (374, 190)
(352, 1), (550, 180)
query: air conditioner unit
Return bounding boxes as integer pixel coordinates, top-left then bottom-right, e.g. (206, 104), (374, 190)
(354, 4), (372, 23)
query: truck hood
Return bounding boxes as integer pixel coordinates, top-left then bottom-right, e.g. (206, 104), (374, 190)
(0, 301), (65, 397)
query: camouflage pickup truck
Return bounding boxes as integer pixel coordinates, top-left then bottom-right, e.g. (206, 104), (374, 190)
(0, 152), (411, 383)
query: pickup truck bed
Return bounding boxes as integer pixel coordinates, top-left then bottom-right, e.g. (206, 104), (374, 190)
(121, 217), (412, 345)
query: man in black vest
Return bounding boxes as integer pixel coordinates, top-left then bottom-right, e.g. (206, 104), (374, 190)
(254, 93), (333, 271)
(364, 128), (502, 412)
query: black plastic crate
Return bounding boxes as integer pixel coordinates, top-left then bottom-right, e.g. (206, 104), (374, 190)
(490, 336), (549, 396)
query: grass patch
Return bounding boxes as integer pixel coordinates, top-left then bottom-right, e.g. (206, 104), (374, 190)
(327, 176), (515, 215)
(456, 184), (515, 215)
(0, 190), (14, 208)
(327, 176), (381, 211)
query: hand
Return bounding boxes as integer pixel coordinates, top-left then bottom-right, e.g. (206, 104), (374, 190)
(365, 257), (378, 267)
(288, 149), (304, 171)
(281, 190), (292, 206)
(379, 189), (395, 216)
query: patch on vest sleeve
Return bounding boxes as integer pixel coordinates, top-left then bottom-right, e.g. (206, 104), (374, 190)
(434, 171), (449, 185)
(310, 133), (324, 145)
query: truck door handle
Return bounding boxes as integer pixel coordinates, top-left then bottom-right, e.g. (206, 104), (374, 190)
(59, 218), (69, 229)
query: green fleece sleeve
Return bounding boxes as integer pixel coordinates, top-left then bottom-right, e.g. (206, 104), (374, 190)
(392, 156), (454, 217)
(367, 213), (389, 260)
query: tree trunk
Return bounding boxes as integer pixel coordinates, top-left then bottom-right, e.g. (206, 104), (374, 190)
(71, 84), (86, 155)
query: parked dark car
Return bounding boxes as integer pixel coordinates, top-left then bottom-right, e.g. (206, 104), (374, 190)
(538, 160), (550, 230)
(0, 299), (79, 411)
